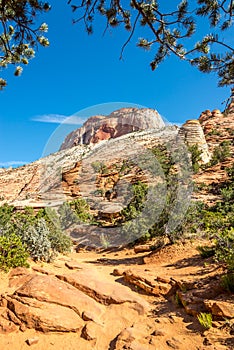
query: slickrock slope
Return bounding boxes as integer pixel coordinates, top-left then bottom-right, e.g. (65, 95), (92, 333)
(0, 106), (232, 208)
(0, 145), (88, 205)
(0, 126), (178, 206)
(60, 107), (165, 150)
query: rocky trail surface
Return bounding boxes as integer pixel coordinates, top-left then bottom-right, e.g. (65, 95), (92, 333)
(0, 241), (233, 350)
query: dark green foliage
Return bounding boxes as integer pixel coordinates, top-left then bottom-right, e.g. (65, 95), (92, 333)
(182, 164), (234, 270)
(120, 181), (148, 222)
(188, 145), (202, 173)
(69, 198), (94, 223)
(0, 233), (29, 272)
(0, 0), (50, 89)
(120, 144), (190, 244)
(207, 129), (221, 136)
(0, 204), (72, 264)
(151, 145), (173, 176)
(210, 141), (231, 165)
(0, 204), (14, 227)
(214, 228), (234, 271)
(221, 273), (234, 292)
(1, 1), (233, 88)
(197, 245), (215, 258)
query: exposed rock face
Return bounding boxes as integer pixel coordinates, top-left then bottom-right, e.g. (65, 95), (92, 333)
(0, 105), (232, 209)
(0, 126), (178, 206)
(2, 264), (149, 336)
(199, 108), (234, 154)
(60, 108), (165, 150)
(56, 269), (149, 314)
(178, 119), (211, 163)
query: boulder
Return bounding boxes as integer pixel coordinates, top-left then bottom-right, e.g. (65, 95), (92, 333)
(122, 269), (173, 297)
(0, 315), (17, 333)
(204, 300), (234, 319)
(7, 296), (84, 332)
(14, 274), (104, 321)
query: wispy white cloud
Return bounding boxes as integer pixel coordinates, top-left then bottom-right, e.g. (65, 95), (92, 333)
(32, 114), (86, 125)
(0, 161), (29, 167)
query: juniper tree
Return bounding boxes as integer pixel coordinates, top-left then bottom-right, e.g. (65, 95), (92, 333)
(1, 1), (234, 89)
(0, 0), (50, 89)
(69, 0), (234, 86)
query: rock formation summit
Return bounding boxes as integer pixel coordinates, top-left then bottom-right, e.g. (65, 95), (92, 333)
(60, 107), (165, 150)
(1, 104), (231, 208)
(179, 119), (211, 163)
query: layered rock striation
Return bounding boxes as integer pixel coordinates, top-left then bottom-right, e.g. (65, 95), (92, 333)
(199, 108), (234, 153)
(60, 108), (165, 150)
(178, 119), (211, 163)
(1, 105), (232, 208)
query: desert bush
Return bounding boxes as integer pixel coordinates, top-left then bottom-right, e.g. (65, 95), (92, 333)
(69, 198), (94, 223)
(0, 205), (73, 260)
(0, 204), (14, 227)
(120, 181), (148, 222)
(19, 218), (53, 262)
(221, 273), (234, 292)
(210, 141), (231, 165)
(58, 202), (79, 229)
(47, 227), (72, 253)
(188, 144), (202, 173)
(38, 208), (72, 253)
(214, 228), (234, 271)
(0, 233), (29, 271)
(197, 245), (216, 258)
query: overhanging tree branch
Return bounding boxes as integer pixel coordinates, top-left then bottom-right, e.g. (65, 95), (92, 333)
(69, 0), (234, 86)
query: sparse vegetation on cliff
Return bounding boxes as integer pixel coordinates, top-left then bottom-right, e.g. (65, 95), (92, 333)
(209, 141), (231, 166)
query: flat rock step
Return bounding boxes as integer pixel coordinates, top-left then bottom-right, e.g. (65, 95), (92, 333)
(56, 268), (149, 314)
(14, 274), (104, 322)
(6, 295), (84, 332)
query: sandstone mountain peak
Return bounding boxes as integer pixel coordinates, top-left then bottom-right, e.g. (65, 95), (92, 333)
(60, 107), (165, 150)
(0, 105), (232, 209)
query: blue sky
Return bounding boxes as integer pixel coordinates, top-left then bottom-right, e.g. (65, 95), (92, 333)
(0, 1), (232, 167)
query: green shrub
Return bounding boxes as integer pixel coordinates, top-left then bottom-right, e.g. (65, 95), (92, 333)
(197, 313), (212, 329)
(19, 219), (52, 262)
(210, 141), (231, 165)
(0, 233), (29, 271)
(214, 228), (234, 271)
(58, 202), (79, 229)
(207, 129), (221, 136)
(188, 144), (202, 173)
(197, 245), (216, 258)
(221, 273), (234, 292)
(151, 145), (172, 176)
(120, 181), (148, 222)
(47, 226), (72, 253)
(0, 204), (14, 227)
(69, 198), (94, 223)
(91, 161), (104, 172)
(0, 204), (73, 262)
(37, 208), (72, 253)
